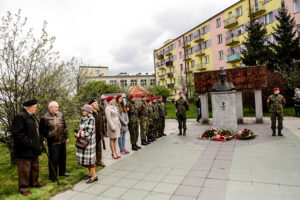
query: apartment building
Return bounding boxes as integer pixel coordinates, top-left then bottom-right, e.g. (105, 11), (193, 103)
(154, 0), (298, 100)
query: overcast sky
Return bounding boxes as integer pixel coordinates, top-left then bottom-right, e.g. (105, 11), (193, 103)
(0, 0), (238, 75)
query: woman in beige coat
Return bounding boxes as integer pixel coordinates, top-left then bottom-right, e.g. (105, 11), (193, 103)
(105, 96), (121, 159)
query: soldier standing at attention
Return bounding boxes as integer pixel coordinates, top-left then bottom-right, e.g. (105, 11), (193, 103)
(126, 95), (141, 151)
(138, 95), (149, 146)
(146, 98), (155, 142)
(152, 97), (160, 139)
(267, 88), (286, 136)
(157, 96), (167, 137)
(175, 91), (189, 136)
(99, 98), (107, 137)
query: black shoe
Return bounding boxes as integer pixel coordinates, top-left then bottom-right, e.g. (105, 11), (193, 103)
(278, 129), (283, 136)
(178, 129), (182, 136)
(60, 173), (70, 177)
(162, 133), (166, 136)
(152, 137), (156, 141)
(132, 144), (138, 151)
(135, 143), (141, 149)
(141, 139), (148, 146)
(183, 129), (186, 136)
(272, 129), (276, 136)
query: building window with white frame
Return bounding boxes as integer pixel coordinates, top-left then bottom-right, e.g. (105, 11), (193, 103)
(130, 79), (137, 86)
(297, 25), (300, 37)
(263, 0), (270, 3)
(237, 25), (244, 35)
(264, 12), (274, 25)
(95, 70), (100, 75)
(202, 26), (207, 34)
(219, 50), (224, 60)
(110, 80), (117, 85)
(141, 79), (147, 86)
(205, 55), (209, 64)
(191, 60), (195, 67)
(217, 34), (222, 43)
(295, 0), (300, 13)
(216, 18), (221, 28)
(236, 6), (242, 17)
(150, 79), (155, 86)
(120, 80), (127, 87)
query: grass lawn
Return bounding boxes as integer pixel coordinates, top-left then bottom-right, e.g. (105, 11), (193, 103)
(166, 103), (296, 119)
(0, 120), (104, 200)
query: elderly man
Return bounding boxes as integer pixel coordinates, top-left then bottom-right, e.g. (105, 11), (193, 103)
(40, 101), (69, 182)
(12, 99), (46, 196)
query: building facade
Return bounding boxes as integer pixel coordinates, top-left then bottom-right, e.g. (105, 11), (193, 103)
(154, 0), (298, 100)
(80, 66), (156, 89)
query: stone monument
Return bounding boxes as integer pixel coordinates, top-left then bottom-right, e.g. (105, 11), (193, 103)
(211, 69), (238, 132)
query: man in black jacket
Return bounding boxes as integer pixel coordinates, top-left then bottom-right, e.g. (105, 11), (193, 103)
(196, 95), (202, 122)
(12, 99), (46, 196)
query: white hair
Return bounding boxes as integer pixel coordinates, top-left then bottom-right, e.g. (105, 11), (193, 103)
(48, 101), (59, 108)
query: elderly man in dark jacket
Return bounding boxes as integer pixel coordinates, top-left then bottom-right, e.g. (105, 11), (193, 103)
(39, 101), (69, 182)
(12, 99), (46, 196)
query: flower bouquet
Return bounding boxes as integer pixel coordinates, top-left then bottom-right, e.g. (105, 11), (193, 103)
(218, 129), (234, 141)
(200, 128), (219, 140)
(236, 128), (256, 140)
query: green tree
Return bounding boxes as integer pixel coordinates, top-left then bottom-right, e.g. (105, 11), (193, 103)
(0, 10), (77, 164)
(268, 3), (300, 88)
(241, 19), (270, 66)
(148, 86), (171, 100)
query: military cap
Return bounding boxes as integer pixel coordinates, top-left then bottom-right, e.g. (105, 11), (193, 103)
(23, 99), (37, 107)
(141, 94), (146, 98)
(129, 94), (135, 99)
(146, 98), (151, 103)
(273, 88), (279, 92)
(116, 94), (122, 100)
(106, 96), (114, 102)
(88, 98), (96, 105)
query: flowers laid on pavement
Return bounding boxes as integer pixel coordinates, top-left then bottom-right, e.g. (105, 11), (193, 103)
(200, 128), (234, 142)
(236, 128), (257, 140)
(200, 128), (219, 140)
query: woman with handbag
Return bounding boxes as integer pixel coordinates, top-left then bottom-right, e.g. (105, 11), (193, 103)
(105, 96), (121, 159)
(74, 104), (98, 184)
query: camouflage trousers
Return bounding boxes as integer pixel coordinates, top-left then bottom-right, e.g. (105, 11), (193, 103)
(153, 119), (160, 138)
(158, 117), (165, 136)
(140, 118), (148, 140)
(271, 112), (283, 130)
(147, 124), (154, 139)
(177, 114), (187, 130)
(129, 119), (139, 144)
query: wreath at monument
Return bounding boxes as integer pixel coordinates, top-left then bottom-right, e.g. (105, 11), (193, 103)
(236, 128), (257, 140)
(200, 128), (218, 140)
(200, 128), (234, 142)
(219, 129), (234, 140)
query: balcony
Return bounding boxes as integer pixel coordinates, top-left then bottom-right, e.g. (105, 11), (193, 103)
(250, 1), (266, 18)
(226, 36), (240, 46)
(159, 74), (166, 80)
(158, 65), (166, 70)
(166, 61), (173, 66)
(186, 68), (193, 73)
(196, 63), (207, 71)
(194, 34), (204, 43)
(167, 73), (173, 78)
(195, 49), (205, 57)
(167, 83), (175, 88)
(227, 53), (241, 63)
(184, 41), (191, 48)
(165, 50), (172, 56)
(184, 55), (192, 61)
(157, 54), (164, 60)
(224, 16), (238, 29)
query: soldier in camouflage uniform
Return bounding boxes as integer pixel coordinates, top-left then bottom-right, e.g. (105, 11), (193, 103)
(152, 97), (160, 139)
(138, 95), (150, 146)
(99, 98), (107, 137)
(157, 96), (167, 137)
(146, 98), (155, 142)
(175, 91), (189, 136)
(126, 95), (141, 151)
(267, 88), (286, 136)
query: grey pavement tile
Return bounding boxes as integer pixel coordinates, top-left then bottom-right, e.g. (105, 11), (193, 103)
(198, 187), (226, 200)
(126, 171), (148, 180)
(153, 182), (179, 194)
(94, 196), (118, 200)
(144, 192), (173, 200)
(203, 179), (228, 189)
(72, 181), (93, 192)
(162, 175), (186, 184)
(68, 192), (97, 200)
(84, 184), (110, 195)
(109, 170), (132, 178)
(133, 180), (159, 191)
(182, 177), (205, 187)
(207, 171), (229, 179)
(51, 190), (79, 200)
(143, 173), (166, 182)
(191, 164), (212, 171)
(100, 186), (128, 198)
(187, 170), (209, 178)
(113, 178), (139, 188)
(168, 168), (190, 176)
(174, 185), (201, 198)
(171, 195), (197, 200)
(120, 189), (149, 200)
(97, 176), (122, 186)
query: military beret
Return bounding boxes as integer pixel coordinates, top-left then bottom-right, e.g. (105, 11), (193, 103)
(146, 98), (151, 103)
(23, 99), (37, 107)
(116, 94), (122, 100)
(158, 96), (162, 99)
(101, 98), (105, 103)
(152, 97), (157, 100)
(106, 96), (114, 102)
(129, 94), (135, 99)
(141, 94), (146, 98)
(88, 98), (96, 105)
(273, 88), (279, 92)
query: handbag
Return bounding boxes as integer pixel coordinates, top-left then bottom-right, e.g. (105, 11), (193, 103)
(75, 137), (89, 149)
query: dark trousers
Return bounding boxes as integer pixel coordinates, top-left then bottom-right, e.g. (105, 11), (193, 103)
(271, 112), (283, 130)
(96, 139), (103, 164)
(159, 117), (165, 135)
(48, 142), (66, 181)
(147, 124), (153, 138)
(177, 114), (187, 130)
(129, 120), (139, 144)
(17, 156), (39, 192)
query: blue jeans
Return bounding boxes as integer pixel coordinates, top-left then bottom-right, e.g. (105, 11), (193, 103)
(197, 107), (202, 120)
(118, 131), (126, 152)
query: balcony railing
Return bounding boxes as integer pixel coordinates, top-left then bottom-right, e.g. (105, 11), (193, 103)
(167, 83), (175, 88)
(196, 63), (207, 70)
(157, 54), (164, 60)
(194, 34), (204, 43)
(250, 0), (266, 18)
(167, 73), (173, 78)
(195, 49), (205, 57)
(165, 50), (172, 56)
(227, 53), (241, 63)
(224, 16), (238, 29)
(226, 36), (240, 46)
(158, 65), (166, 70)
(166, 61), (173, 66)
(184, 41), (191, 48)
(184, 55), (192, 61)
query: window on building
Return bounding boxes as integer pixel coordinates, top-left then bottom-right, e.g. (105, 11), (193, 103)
(95, 70), (100, 75)
(130, 80), (137, 86)
(202, 26), (207, 34)
(179, 52), (182, 59)
(191, 60), (195, 67)
(217, 34), (222, 43)
(219, 50), (224, 60)
(110, 80), (116, 85)
(295, 0), (300, 12)
(141, 79), (147, 86)
(265, 34), (275, 44)
(120, 80), (127, 87)
(205, 55), (210, 64)
(216, 18), (221, 28)
(178, 39), (181, 47)
(203, 41), (208, 49)
(150, 79), (155, 86)
(236, 6), (243, 17)
(180, 64), (183, 72)
(297, 25), (300, 37)
(263, 0), (270, 3)
(264, 12), (274, 25)
(237, 25), (244, 35)
(188, 34), (192, 41)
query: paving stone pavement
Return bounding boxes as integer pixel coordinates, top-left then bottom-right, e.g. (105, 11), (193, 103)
(52, 117), (300, 200)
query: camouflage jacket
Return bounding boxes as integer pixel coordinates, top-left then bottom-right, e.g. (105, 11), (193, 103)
(138, 100), (149, 120)
(147, 104), (154, 125)
(175, 98), (189, 116)
(126, 101), (139, 121)
(152, 102), (160, 120)
(157, 101), (167, 118)
(267, 94), (286, 113)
